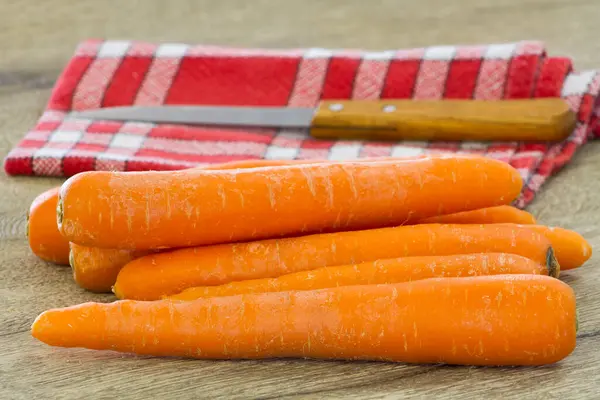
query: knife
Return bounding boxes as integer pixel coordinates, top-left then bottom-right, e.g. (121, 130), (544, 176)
(69, 99), (576, 142)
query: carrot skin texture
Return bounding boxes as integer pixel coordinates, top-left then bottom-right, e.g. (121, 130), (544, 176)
(20, 155), (481, 266)
(25, 159), (337, 269)
(26, 160), (311, 266)
(31, 275), (577, 366)
(29, 200), (534, 270)
(24, 156), (416, 272)
(195, 156), (413, 170)
(65, 157), (424, 290)
(27, 187), (70, 265)
(529, 225), (592, 270)
(58, 156), (523, 250)
(30, 193), (530, 268)
(420, 206), (536, 225)
(114, 223), (554, 300)
(166, 253), (550, 301)
(69, 244), (152, 293)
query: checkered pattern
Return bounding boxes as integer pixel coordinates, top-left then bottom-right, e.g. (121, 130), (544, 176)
(4, 39), (600, 208)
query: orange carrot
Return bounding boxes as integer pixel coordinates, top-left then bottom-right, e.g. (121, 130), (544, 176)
(194, 156), (413, 170)
(166, 252), (553, 301)
(31, 275), (577, 366)
(525, 225), (591, 270)
(419, 205), (536, 225)
(25, 156), (417, 272)
(69, 244), (152, 293)
(31, 200), (530, 270)
(27, 187), (71, 265)
(114, 223), (555, 300)
(480, 223), (592, 270)
(63, 159), (339, 291)
(26, 159), (327, 265)
(58, 155), (523, 250)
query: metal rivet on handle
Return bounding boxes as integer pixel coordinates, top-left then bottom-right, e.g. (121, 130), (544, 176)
(382, 104), (397, 113)
(329, 103), (344, 112)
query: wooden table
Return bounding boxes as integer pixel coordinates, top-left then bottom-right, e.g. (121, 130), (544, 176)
(2, 0), (599, 398)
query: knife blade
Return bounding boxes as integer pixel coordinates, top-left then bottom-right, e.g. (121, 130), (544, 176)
(69, 99), (576, 142)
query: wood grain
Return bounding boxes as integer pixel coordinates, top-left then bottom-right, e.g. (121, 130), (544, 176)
(0, 0), (599, 398)
(311, 99), (576, 142)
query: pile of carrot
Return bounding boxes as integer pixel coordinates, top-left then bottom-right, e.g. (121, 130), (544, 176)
(27, 155), (591, 367)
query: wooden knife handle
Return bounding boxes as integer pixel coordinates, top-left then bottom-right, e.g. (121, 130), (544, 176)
(309, 99), (576, 142)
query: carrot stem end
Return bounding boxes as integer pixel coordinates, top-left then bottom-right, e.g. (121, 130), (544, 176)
(546, 247), (560, 278)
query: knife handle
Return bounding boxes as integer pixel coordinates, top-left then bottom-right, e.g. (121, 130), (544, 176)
(309, 99), (576, 142)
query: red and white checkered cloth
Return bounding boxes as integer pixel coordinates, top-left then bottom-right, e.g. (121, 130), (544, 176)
(4, 39), (600, 207)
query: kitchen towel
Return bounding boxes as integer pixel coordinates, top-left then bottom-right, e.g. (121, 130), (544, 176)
(4, 39), (600, 207)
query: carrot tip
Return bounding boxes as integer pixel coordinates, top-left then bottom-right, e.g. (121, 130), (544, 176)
(546, 247), (560, 278)
(30, 312), (47, 342)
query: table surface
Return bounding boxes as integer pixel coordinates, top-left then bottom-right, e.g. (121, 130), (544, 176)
(1, 1), (599, 398)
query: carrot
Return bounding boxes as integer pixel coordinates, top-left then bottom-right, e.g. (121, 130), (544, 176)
(32, 274), (577, 366)
(69, 243), (152, 293)
(525, 225), (592, 270)
(29, 201), (536, 274)
(64, 159), (340, 291)
(419, 205), (536, 225)
(26, 159), (326, 265)
(114, 223), (555, 300)
(58, 155), (523, 250)
(166, 252), (553, 301)
(26, 156), (419, 273)
(194, 156), (414, 169)
(27, 187), (71, 265)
